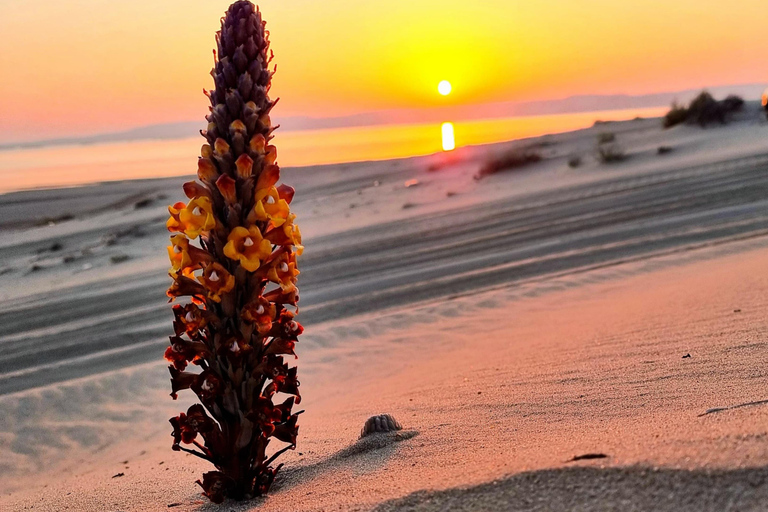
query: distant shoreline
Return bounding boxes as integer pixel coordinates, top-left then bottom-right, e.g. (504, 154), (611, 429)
(4, 83), (764, 152)
(0, 106), (669, 195)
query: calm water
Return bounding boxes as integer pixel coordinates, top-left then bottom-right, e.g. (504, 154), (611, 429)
(0, 107), (666, 194)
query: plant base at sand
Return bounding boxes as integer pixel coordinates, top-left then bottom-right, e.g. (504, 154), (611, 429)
(164, 1), (303, 503)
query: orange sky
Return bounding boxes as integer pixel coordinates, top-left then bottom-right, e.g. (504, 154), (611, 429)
(1, 0), (766, 143)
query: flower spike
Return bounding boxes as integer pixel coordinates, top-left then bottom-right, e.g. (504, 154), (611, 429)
(165, 1), (302, 502)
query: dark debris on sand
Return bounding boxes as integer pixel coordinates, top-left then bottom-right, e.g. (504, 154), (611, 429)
(567, 453), (609, 462)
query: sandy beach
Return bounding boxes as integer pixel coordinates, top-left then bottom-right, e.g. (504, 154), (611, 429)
(2, 103), (768, 511)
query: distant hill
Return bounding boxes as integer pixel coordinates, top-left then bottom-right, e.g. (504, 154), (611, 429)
(3, 83), (764, 151)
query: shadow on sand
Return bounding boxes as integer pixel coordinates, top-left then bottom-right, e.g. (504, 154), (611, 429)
(372, 465), (768, 512)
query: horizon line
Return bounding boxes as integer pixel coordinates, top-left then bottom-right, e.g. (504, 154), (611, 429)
(3, 82), (764, 152)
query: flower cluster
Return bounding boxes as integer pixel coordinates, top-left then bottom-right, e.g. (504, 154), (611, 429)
(165, 1), (303, 503)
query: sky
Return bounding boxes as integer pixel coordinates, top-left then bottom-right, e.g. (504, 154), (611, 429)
(1, 0), (767, 143)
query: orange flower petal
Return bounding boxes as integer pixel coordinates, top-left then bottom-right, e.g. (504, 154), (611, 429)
(198, 158), (218, 183)
(214, 138), (230, 156)
(265, 145), (277, 166)
(276, 184), (295, 204)
(230, 119), (247, 135)
(235, 154), (254, 179)
(256, 164), (280, 191)
(216, 174), (237, 204)
(249, 134), (266, 154)
(183, 181), (211, 200)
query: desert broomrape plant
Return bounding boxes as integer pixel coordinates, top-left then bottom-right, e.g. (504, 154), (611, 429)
(164, 0), (303, 503)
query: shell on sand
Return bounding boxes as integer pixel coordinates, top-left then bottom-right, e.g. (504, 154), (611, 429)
(360, 414), (402, 438)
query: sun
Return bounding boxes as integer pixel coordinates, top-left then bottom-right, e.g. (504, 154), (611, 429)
(438, 80), (452, 96)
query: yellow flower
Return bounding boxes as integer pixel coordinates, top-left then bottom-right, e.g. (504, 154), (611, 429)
(264, 213), (303, 255)
(167, 196), (216, 239)
(167, 235), (193, 275)
(167, 234), (212, 276)
(282, 214), (303, 255)
(252, 187), (290, 228)
(268, 251), (300, 292)
(223, 226), (273, 272)
(197, 263), (235, 303)
(166, 202), (186, 233)
(241, 298), (276, 335)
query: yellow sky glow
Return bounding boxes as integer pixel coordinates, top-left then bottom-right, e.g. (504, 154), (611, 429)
(1, 0), (766, 142)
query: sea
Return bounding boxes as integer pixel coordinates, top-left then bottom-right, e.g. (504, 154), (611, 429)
(0, 107), (666, 194)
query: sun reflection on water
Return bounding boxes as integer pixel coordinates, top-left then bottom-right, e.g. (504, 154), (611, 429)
(441, 122), (455, 151)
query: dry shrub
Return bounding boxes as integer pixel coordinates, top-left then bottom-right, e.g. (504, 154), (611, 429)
(596, 143), (627, 164)
(597, 132), (616, 144)
(664, 91), (745, 128)
(475, 150), (542, 180)
(595, 133), (627, 164)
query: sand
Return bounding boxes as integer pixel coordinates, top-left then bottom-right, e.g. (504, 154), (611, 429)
(1, 103), (768, 510)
